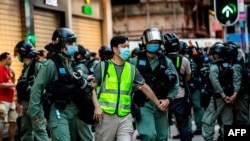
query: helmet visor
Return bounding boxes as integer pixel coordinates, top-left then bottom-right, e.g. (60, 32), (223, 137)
(142, 30), (163, 45)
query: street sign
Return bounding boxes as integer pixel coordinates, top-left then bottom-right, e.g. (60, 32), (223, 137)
(214, 0), (239, 26)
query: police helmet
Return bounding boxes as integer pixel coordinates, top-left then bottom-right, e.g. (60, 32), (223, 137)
(51, 27), (77, 51)
(141, 28), (163, 47)
(163, 33), (179, 53)
(98, 45), (113, 61)
(179, 41), (189, 54)
(224, 41), (238, 60)
(77, 45), (87, 58)
(210, 42), (225, 57)
(14, 40), (38, 58)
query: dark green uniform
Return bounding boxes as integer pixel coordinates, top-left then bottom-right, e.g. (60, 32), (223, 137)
(202, 59), (235, 141)
(75, 62), (93, 141)
(20, 60), (49, 141)
(28, 54), (78, 141)
(130, 55), (179, 141)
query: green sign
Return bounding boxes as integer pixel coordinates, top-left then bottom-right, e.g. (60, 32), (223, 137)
(82, 5), (93, 15)
(214, 0), (239, 26)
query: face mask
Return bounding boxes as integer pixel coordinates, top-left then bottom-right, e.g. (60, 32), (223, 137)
(18, 55), (23, 62)
(119, 48), (130, 61)
(66, 45), (77, 56)
(146, 44), (160, 53)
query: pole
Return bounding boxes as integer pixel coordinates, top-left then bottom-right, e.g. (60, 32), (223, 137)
(239, 0), (246, 52)
(223, 27), (227, 42)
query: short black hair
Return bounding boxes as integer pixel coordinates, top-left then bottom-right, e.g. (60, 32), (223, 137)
(110, 35), (128, 49)
(0, 52), (10, 61)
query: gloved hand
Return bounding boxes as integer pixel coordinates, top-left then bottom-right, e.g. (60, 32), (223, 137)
(73, 70), (83, 80)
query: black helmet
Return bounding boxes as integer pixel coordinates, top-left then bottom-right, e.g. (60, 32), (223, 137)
(141, 28), (163, 47)
(224, 41), (238, 60)
(210, 42), (225, 57)
(73, 44), (87, 61)
(131, 47), (140, 58)
(51, 27), (77, 51)
(77, 44), (87, 58)
(179, 41), (189, 54)
(14, 40), (38, 58)
(98, 45), (113, 61)
(164, 33), (179, 53)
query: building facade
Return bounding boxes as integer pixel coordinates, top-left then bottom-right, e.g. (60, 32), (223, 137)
(0, 0), (113, 81)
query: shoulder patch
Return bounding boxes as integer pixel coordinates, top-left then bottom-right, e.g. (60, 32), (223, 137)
(59, 68), (66, 74)
(138, 59), (146, 66)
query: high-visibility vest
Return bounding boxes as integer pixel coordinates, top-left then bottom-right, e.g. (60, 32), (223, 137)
(98, 60), (135, 116)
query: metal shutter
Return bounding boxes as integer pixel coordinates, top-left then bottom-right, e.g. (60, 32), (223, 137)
(0, 0), (23, 82)
(34, 8), (59, 51)
(72, 16), (102, 53)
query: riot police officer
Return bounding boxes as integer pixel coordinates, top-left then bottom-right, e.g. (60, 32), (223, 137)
(201, 42), (234, 141)
(130, 28), (179, 141)
(14, 40), (48, 141)
(224, 41), (250, 125)
(28, 27), (85, 141)
(164, 33), (192, 141)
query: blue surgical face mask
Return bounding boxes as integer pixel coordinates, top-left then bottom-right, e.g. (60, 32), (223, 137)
(66, 45), (77, 56)
(119, 47), (130, 61)
(146, 44), (160, 53)
(18, 55), (23, 62)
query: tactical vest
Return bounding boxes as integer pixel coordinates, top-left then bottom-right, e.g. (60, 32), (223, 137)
(98, 60), (135, 117)
(233, 60), (250, 95)
(50, 54), (76, 110)
(213, 61), (234, 96)
(136, 51), (169, 98)
(16, 59), (38, 102)
(166, 54), (184, 87)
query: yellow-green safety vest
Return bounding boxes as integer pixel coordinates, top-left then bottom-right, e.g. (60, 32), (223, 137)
(97, 60), (135, 116)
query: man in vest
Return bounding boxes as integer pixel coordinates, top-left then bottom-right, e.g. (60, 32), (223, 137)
(28, 27), (85, 141)
(201, 42), (235, 141)
(130, 28), (179, 141)
(14, 40), (48, 141)
(164, 33), (192, 141)
(224, 41), (250, 125)
(91, 35), (164, 141)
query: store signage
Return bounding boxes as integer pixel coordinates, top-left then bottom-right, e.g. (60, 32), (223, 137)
(82, 5), (93, 15)
(45, 0), (58, 7)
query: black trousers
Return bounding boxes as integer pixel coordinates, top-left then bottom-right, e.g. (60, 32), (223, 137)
(168, 97), (192, 141)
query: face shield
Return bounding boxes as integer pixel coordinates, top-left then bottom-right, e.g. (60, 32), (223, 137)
(142, 29), (163, 46)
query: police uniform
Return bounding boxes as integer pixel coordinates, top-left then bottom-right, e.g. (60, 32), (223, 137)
(233, 62), (250, 125)
(75, 61), (93, 141)
(130, 55), (179, 141)
(202, 59), (234, 141)
(28, 54), (78, 141)
(19, 60), (49, 141)
(189, 57), (204, 134)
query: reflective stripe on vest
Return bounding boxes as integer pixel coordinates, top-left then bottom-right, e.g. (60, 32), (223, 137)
(98, 60), (135, 116)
